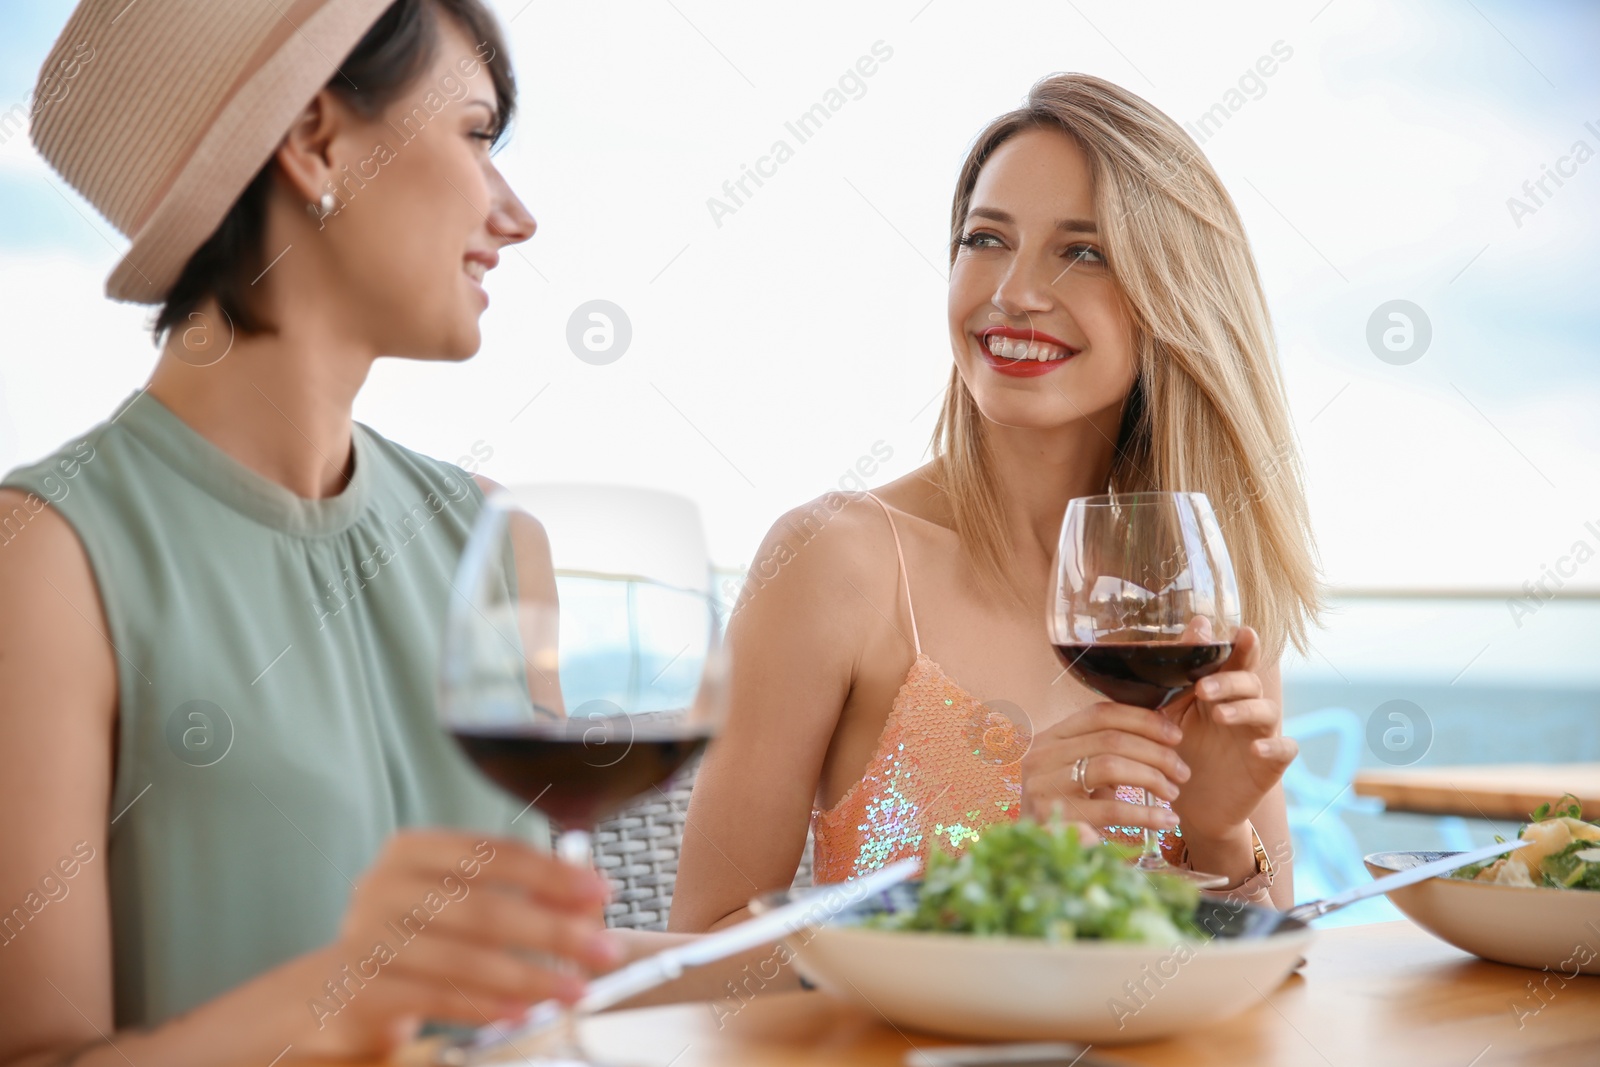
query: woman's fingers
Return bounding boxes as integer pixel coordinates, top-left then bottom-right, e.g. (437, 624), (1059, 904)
(1193, 629), (1270, 726)
(1082, 753), (1184, 802)
(1252, 735), (1299, 768)
(433, 885), (621, 972)
(1048, 701), (1183, 746)
(333, 829), (626, 1026)
(348, 869), (620, 975)
(1196, 669), (1263, 704)
(1190, 623), (1260, 689)
(307, 828), (633, 1062)
(1021, 730), (1188, 803)
(475, 839), (613, 910)
(1208, 697), (1279, 731)
(338, 971), (540, 1034)
(1225, 625), (1261, 671)
(1024, 705), (1190, 821)
(380, 931), (586, 1006)
(1082, 728), (1190, 784)
(381, 832), (610, 910)
(1024, 779), (1182, 829)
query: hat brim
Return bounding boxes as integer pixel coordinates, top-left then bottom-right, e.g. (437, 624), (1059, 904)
(107, 0), (395, 305)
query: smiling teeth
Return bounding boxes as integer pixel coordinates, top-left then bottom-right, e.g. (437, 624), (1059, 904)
(985, 334), (1070, 361)
(464, 262), (486, 282)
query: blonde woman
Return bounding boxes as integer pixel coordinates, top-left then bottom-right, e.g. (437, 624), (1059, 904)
(672, 73), (1321, 940)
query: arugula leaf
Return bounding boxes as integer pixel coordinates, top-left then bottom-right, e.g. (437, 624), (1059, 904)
(1523, 793), (1583, 832)
(864, 819), (1204, 943)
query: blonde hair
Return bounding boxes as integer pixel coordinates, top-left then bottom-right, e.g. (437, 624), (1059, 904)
(932, 72), (1322, 661)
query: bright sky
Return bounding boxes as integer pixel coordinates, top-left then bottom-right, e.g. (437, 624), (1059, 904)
(2, 0), (1596, 599)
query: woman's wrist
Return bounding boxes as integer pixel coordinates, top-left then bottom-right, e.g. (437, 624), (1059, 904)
(162, 946), (341, 1064)
(132, 943), (386, 1065)
(1177, 820), (1258, 890)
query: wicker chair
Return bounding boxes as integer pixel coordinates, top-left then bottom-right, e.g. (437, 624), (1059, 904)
(594, 759), (815, 930)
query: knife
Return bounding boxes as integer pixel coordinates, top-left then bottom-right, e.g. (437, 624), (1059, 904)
(435, 856), (923, 1065)
(1284, 837), (1530, 924)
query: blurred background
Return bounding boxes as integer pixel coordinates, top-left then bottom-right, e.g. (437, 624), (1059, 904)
(3, 0), (1597, 921)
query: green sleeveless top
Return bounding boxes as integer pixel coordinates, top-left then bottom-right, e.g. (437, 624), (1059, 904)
(1, 389), (549, 1029)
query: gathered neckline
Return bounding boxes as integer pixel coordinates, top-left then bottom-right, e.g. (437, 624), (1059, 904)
(106, 388), (374, 539)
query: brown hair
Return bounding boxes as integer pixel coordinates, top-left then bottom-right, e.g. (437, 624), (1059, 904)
(150, 0), (515, 346)
(932, 72), (1322, 660)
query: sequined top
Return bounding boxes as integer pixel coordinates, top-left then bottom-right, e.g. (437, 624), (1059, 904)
(809, 492), (1182, 885)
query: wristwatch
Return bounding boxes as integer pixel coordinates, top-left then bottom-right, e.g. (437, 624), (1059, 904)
(1247, 820), (1273, 880)
(1173, 821), (1274, 889)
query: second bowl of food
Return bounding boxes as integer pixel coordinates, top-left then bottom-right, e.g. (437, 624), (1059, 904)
(751, 821), (1311, 1045)
(1365, 795), (1600, 975)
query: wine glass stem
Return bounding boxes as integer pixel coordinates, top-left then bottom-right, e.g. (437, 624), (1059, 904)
(1138, 788), (1165, 869)
(557, 827), (594, 867)
(1139, 696), (1175, 870)
(553, 827), (598, 1058)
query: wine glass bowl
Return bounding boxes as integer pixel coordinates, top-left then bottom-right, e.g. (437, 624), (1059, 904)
(438, 487), (726, 1064)
(439, 488), (726, 853)
(1048, 491), (1241, 885)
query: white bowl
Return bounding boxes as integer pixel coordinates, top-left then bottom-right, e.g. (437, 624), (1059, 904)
(750, 886), (1312, 1045)
(1365, 851), (1600, 975)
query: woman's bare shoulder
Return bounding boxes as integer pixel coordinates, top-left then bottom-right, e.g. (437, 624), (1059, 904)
(749, 490), (904, 591)
(0, 485), (116, 799)
(732, 468), (950, 661)
(0, 487), (114, 686)
(759, 463), (943, 560)
(861, 465), (956, 529)
(0, 487), (99, 593)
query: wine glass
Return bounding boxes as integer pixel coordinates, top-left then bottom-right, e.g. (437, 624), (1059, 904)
(438, 487), (726, 1064)
(1047, 491), (1240, 886)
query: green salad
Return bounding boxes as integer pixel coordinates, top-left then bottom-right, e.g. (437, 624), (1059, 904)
(864, 819), (1203, 943)
(1451, 795), (1600, 890)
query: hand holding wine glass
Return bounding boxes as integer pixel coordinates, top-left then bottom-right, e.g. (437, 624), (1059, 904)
(1016, 701), (1191, 838)
(1159, 623), (1298, 845)
(1045, 491), (1241, 885)
(287, 830), (618, 1061)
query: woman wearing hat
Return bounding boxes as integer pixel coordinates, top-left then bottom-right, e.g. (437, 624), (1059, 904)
(0, 1), (649, 1062)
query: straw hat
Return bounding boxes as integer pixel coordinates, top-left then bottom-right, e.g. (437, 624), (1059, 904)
(30, 0), (396, 305)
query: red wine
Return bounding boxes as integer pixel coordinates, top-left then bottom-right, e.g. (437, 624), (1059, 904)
(451, 719), (713, 830)
(1053, 641), (1232, 709)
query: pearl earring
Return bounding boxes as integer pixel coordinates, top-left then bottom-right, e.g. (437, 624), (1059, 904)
(305, 191), (336, 220)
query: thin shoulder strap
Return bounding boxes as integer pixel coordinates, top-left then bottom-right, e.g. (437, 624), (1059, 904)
(862, 492), (922, 656)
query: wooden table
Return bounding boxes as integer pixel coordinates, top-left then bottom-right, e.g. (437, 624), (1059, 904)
(1353, 763), (1600, 821)
(348, 922), (1600, 1067)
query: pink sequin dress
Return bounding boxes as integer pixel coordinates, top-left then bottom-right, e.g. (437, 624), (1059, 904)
(810, 493), (1182, 884)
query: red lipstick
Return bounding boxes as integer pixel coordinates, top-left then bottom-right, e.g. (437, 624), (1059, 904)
(977, 326), (1080, 378)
